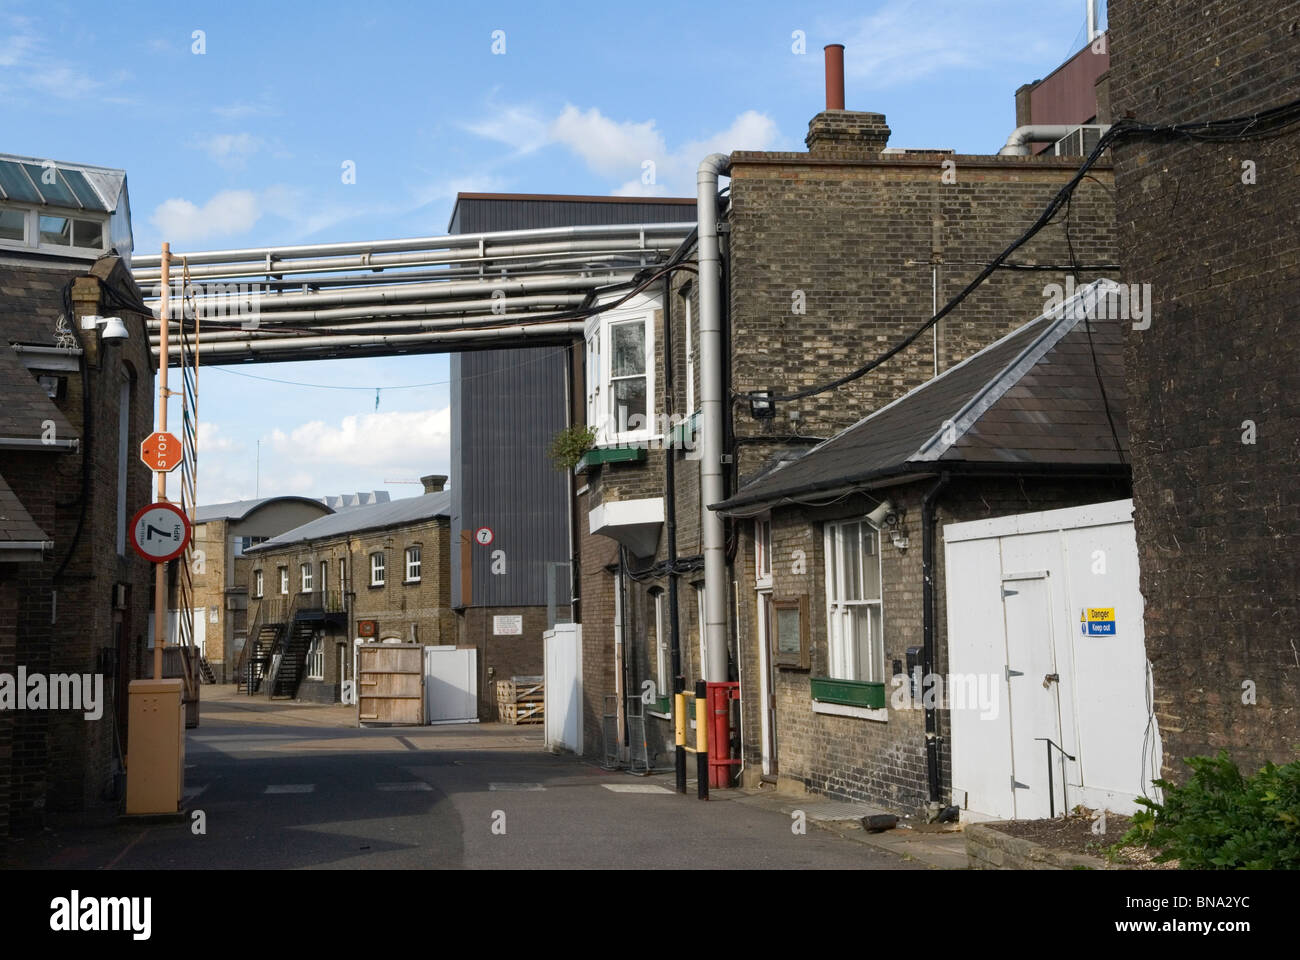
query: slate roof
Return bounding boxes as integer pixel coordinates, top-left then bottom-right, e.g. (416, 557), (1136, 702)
(0, 473), (50, 546)
(0, 260), (85, 348)
(0, 339), (76, 442)
(715, 280), (1129, 513)
(248, 490), (452, 551)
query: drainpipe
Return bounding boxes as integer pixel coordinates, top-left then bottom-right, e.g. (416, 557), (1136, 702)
(662, 276), (683, 687)
(921, 473), (950, 818)
(697, 153), (731, 685)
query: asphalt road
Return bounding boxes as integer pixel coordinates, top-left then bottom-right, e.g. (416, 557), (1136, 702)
(3, 693), (921, 870)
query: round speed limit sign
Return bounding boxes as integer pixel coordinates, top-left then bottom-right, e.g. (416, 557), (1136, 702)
(129, 501), (191, 563)
(474, 526), (494, 546)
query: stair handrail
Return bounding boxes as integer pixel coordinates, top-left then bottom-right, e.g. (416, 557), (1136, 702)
(263, 592), (301, 697)
(237, 596), (268, 693)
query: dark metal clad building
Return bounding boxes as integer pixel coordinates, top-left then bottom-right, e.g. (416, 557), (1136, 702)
(447, 193), (696, 614)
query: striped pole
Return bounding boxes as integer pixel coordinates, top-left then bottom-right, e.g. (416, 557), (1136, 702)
(695, 680), (708, 800)
(674, 676), (687, 794)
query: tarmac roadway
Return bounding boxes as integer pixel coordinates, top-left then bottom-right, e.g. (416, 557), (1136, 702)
(2, 686), (927, 870)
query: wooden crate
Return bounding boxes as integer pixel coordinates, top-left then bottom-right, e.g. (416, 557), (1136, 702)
(500, 701), (544, 724)
(496, 676), (543, 704)
(496, 675), (544, 724)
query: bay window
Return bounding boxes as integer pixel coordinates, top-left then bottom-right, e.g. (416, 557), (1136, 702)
(585, 304), (655, 445)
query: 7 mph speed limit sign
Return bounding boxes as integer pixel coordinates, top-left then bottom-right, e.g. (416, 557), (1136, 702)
(129, 502), (191, 563)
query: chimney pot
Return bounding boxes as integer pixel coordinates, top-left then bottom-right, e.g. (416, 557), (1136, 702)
(824, 44), (845, 110)
(421, 474), (448, 494)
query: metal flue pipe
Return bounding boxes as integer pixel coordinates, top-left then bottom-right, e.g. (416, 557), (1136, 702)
(697, 153), (731, 685)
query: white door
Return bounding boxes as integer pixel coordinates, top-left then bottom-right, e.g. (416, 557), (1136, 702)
(423, 647), (478, 723)
(544, 624), (583, 753)
(1003, 575), (1064, 819)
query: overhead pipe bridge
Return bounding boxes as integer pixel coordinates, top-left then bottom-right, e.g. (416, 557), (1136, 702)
(132, 222), (694, 365)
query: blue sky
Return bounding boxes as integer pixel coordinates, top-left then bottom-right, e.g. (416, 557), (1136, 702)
(0, 0), (1105, 504)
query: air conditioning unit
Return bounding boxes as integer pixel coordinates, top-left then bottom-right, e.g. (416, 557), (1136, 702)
(1052, 125), (1106, 157)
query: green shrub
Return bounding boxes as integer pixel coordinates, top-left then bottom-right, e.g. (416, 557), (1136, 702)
(547, 425), (597, 472)
(1113, 750), (1300, 869)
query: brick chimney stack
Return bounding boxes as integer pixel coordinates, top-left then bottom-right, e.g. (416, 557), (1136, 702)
(805, 44), (891, 159)
(421, 474), (447, 493)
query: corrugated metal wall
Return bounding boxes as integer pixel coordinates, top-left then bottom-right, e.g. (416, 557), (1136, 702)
(449, 195), (696, 610)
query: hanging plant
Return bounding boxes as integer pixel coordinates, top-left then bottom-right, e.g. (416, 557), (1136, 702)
(548, 425), (597, 472)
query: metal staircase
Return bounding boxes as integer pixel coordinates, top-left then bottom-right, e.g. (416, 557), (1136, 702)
(267, 619), (315, 700)
(236, 590), (343, 699)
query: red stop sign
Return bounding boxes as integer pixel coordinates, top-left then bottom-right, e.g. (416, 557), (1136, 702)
(140, 431), (182, 472)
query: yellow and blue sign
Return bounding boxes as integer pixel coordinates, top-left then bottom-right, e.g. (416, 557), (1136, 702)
(1081, 607), (1116, 636)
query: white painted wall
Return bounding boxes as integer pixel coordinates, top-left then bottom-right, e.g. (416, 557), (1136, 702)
(944, 499), (1162, 821)
(544, 623), (583, 754)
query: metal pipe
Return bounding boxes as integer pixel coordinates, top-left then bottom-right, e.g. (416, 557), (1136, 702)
(147, 296), (589, 337)
(160, 321), (586, 360)
(1086, 0), (1099, 41)
(824, 44), (846, 110)
(921, 472), (950, 814)
(154, 243), (170, 682)
(697, 153), (731, 685)
(143, 275), (623, 315)
(132, 221), (695, 269)
(132, 238), (684, 284)
(998, 124), (1108, 156)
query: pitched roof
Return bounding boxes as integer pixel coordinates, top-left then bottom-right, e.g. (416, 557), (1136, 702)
(0, 154), (127, 213)
(248, 490), (452, 551)
(715, 280), (1129, 513)
(0, 472), (50, 547)
(0, 341), (76, 443)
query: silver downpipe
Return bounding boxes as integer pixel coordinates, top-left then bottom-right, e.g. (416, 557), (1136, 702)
(697, 152), (731, 684)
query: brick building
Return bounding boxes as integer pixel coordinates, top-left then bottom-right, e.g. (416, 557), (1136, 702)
(574, 54), (1119, 788)
(1107, 0), (1300, 775)
(0, 155), (154, 836)
(713, 287), (1134, 818)
(187, 496), (334, 683)
(242, 476), (455, 704)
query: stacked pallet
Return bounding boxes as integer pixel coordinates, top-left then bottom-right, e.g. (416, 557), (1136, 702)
(496, 675), (544, 724)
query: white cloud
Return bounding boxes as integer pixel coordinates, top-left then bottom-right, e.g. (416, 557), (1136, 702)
(0, 16), (37, 67)
(212, 99), (277, 121)
(835, 0), (1063, 89)
(549, 105), (667, 176)
(0, 15), (105, 100)
(193, 132), (262, 167)
(466, 102), (781, 196)
(412, 174), (510, 209)
(150, 190), (262, 244)
(266, 407), (451, 481)
(463, 103), (551, 155)
(198, 421), (241, 453)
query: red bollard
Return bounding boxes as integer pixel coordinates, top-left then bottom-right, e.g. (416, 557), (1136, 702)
(706, 681), (740, 788)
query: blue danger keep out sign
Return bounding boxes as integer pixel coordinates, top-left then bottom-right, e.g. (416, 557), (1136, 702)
(1081, 607), (1116, 636)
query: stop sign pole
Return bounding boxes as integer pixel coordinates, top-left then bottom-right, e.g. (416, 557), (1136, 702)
(152, 243), (172, 681)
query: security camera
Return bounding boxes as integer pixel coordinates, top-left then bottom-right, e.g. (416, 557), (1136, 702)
(865, 499), (894, 527)
(80, 315), (129, 341)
